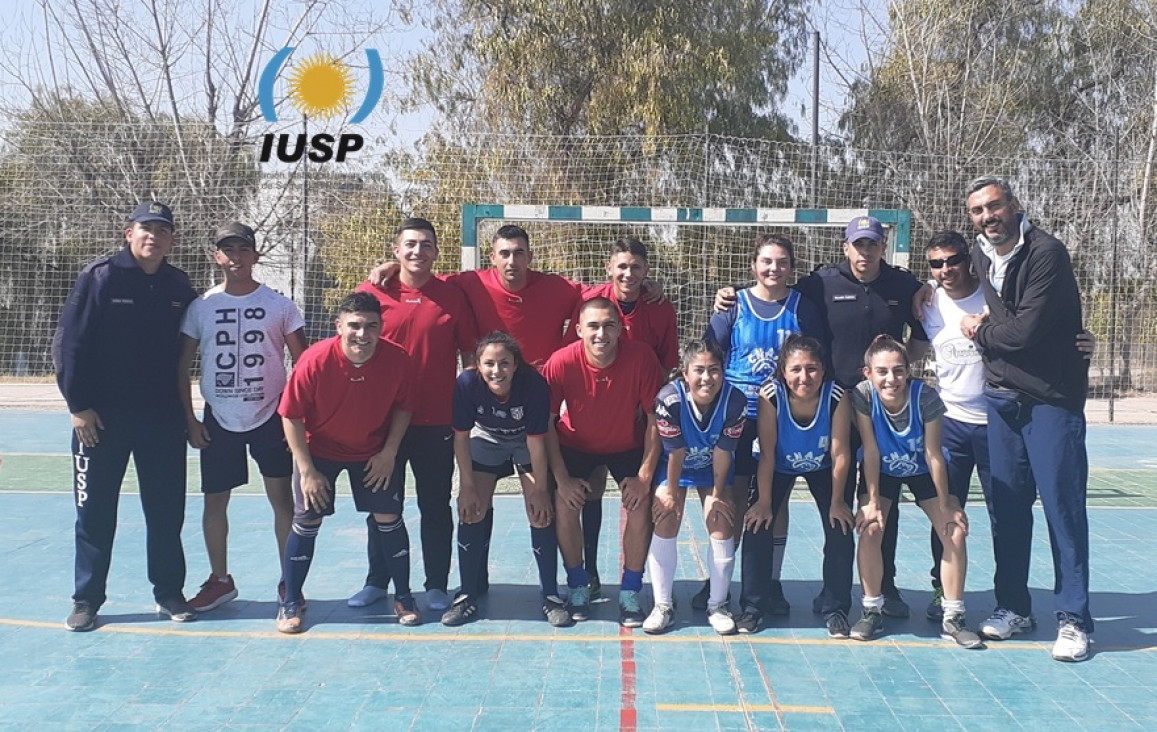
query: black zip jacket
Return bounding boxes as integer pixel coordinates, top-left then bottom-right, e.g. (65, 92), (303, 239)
(972, 224), (1088, 411)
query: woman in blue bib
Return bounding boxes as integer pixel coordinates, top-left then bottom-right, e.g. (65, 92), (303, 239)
(738, 334), (854, 635)
(704, 234), (825, 614)
(644, 340), (747, 635)
(850, 335), (982, 648)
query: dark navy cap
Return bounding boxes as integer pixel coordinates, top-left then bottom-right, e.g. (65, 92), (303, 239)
(130, 201), (174, 226)
(845, 216), (886, 244)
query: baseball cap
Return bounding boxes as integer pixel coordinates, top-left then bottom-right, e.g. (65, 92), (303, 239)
(845, 216), (886, 244)
(129, 201), (174, 226)
(215, 222), (257, 248)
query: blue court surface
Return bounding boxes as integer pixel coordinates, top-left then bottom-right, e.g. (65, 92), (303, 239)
(2, 412), (1157, 730)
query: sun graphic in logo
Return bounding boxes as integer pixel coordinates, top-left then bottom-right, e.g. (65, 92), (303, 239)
(286, 52), (355, 120)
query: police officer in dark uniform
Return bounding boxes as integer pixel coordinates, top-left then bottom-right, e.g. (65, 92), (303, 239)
(53, 201), (198, 631)
(795, 216), (929, 617)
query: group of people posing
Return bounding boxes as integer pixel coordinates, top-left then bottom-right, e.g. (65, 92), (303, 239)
(53, 176), (1095, 663)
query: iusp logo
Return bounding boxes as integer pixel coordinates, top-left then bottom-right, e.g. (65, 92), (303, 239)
(258, 47), (384, 163)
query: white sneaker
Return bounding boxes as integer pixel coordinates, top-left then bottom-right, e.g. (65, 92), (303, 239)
(347, 585), (389, 608)
(707, 604), (737, 635)
(425, 589), (451, 611)
(979, 608), (1035, 640)
(642, 603), (675, 634)
(1052, 621), (1089, 662)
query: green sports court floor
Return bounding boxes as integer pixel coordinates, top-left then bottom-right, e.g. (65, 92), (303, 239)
(2, 410), (1157, 730)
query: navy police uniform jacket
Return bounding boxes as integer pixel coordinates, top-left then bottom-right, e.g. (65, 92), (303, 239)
(53, 247), (196, 416)
(795, 260), (926, 389)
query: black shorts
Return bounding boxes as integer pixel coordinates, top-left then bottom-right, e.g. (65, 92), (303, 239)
(200, 406), (292, 493)
(560, 445), (643, 485)
(734, 419), (758, 476)
(868, 472), (938, 504)
(292, 456), (404, 523)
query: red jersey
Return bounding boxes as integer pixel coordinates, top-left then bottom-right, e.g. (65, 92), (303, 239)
(566, 282), (680, 370)
(450, 268), (581, 368)
(278, 336), (415, 462)
(356, 278), (477, 426)
(542, 339), (665, 454)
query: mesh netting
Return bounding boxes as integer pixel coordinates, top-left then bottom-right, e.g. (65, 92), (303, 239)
(0, 125), (1144, 393)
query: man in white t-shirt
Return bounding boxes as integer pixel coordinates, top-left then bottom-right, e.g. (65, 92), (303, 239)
(918, 230), (1093, 622)
(918, 231), (989, 622)
(178, 223), (307, 611)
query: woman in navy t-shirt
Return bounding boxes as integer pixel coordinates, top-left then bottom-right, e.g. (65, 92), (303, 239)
(441, 332), (571, 628)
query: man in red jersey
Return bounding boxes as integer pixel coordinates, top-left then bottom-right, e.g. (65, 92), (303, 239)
(568, 237), (679, 369)
(349, 218), (478, 613)
(565, 237), (679, 597)
(275, 292), (417, 633)
(543, 297), (665, 628)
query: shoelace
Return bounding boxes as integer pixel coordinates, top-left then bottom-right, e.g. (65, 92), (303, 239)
(1058, 624), (1083, 642)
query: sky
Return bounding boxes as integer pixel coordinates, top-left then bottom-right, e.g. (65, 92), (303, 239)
(0, 0), (883, 144)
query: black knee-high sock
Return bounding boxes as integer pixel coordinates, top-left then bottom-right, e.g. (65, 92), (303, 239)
(365, 514), (391, 590)
(531, 523), (561, 598)
(376, 517), (412, 599)
(457, 520), (490, 599)
(479, 508), (494, 592)
(283, 523), (318, 604)
(582, 499), (602, 576)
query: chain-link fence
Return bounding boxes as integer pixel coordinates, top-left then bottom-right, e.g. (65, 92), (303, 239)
(0, 124), (1145, 394)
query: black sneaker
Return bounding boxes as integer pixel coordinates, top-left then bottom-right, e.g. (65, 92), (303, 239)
(691, 580), (711, 611)
(588, 572), (602, 600)
(155, 596), (197, 622)
(441, 596), (478, 627)
(851, 608), (884, 641)
(543, 595), (574, 627)
(736, 609), (763, 634)
(825, 610), (851, 638)
(65, 602), (97, 632)
(767, 580), (790, 616)
(881, 587), (910, 619)
(926, 587), (944, 622)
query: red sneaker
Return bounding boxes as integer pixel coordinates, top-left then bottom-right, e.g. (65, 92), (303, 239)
(189, 574), (238, 611)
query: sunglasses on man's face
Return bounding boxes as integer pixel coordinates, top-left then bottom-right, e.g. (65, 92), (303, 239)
(928, 252), (968, 269)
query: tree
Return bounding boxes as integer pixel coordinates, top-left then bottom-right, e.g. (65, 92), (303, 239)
(413, 0), (806, 140)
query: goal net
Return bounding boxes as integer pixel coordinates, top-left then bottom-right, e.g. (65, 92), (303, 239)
(461, 204), (914, 345)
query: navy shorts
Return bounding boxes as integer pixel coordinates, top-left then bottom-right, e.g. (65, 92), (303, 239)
(560, 445), (644, 485)
(734, 419), (758, 476)
(869, 472), (938, 504)
(292, 455), (404, 523)
(200, 406), (292, 493)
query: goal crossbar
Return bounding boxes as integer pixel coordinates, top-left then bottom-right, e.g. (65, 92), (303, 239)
(460, 204), (914, 269)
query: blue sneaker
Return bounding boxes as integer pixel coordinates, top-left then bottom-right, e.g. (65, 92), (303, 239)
(619, 590), (645, 628)
(568, 586), (591, 621)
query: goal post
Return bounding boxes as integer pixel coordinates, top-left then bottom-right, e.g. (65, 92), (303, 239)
(461, 204), (913, 269)
(459, 204), (914, 343)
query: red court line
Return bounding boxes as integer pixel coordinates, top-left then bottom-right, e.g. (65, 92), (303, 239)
(620, 625), (637, 731)
(618, 503), (637, 732)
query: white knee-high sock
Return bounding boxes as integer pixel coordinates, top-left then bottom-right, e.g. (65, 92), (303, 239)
(708, 537), (736, 608)
(647, 535), (678, 607)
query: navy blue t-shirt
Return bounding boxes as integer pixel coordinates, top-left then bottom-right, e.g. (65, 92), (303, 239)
(452, 366), (551, 441)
